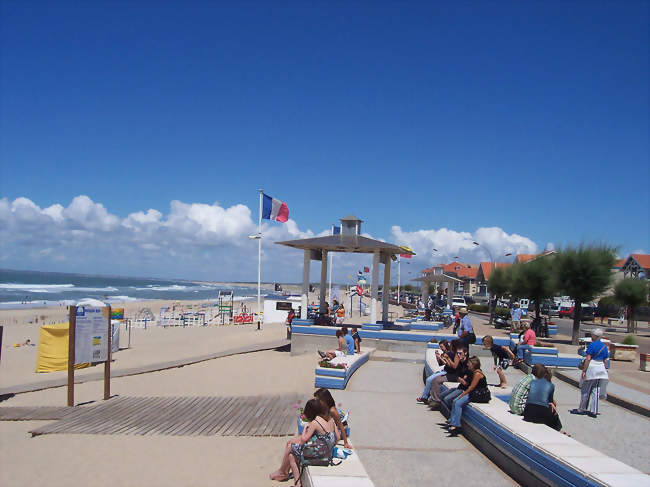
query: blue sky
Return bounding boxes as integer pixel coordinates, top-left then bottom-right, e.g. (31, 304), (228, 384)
(1, 1), (648, 282)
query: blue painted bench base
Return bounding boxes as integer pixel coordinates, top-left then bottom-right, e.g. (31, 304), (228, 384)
(314, 349), (373, 389)
(439, 384), (643, 486)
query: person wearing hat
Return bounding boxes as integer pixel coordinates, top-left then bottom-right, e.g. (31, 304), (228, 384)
(510, 302), (522, 331)
(457, 307), (476, 346)
(571, 328), (609, 418)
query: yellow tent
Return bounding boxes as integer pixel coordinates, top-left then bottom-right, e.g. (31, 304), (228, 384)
(35, 323), (90, 373)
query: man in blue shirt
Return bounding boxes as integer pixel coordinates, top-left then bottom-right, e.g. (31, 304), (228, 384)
(342, 326), (355, 355)
(457, 308), (475, 346)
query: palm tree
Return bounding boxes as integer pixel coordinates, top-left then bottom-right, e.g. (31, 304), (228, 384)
(555, 245), (617, 344)
(614, 279), (649, 334)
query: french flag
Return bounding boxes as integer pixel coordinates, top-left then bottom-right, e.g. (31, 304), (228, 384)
(262, 193), (289, 222)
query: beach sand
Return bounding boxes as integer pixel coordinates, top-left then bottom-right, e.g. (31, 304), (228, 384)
(0, 294), (392, 487)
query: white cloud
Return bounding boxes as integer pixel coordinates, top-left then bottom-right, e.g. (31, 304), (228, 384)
(390, 225), (537, 266)
(0, 196), (542, 282)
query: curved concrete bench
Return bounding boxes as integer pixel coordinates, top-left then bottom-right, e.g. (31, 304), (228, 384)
(314, 348), (374, 389)
(439, 383), (649, 486)
(301, 440), (375, 487)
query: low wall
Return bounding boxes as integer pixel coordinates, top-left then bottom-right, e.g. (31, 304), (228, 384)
(439, 385), (648, 486)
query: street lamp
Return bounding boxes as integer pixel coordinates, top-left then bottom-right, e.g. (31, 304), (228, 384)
(473, 241), (496, 323)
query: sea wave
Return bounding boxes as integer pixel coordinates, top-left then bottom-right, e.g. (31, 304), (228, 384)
(134, 285), (193, 291)
(0, 283), (119, 293)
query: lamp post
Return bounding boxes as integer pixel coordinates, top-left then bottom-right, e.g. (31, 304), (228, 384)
(473, 241), (495, 324)
(473, 241), (512, 325)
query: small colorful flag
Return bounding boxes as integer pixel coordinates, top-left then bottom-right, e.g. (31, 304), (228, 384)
(399, 246), (414, 259)
(262, 193), (289, 222)
(332, 225), (341, 235)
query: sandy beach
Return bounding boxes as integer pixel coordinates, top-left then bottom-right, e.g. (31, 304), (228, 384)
(0, 294), (390, 487)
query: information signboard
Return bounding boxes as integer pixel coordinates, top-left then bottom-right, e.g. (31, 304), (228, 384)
(74, 306), (108, 364)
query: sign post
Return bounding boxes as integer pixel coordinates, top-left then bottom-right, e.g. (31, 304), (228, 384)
(67, 306), (76, 407)
(67, 304), (112, 407)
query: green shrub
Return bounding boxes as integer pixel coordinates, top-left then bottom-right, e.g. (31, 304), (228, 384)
(469, 304), (489, 313)
(494, 307), (510, 318)
(621, 335), (638, 345)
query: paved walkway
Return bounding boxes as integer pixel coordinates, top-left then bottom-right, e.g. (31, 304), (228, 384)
(469, 312), (650, 416)
(497, 366), (650, 474)
(336, 358), (518, 487)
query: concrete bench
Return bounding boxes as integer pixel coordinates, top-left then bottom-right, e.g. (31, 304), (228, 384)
(301, 440), (375, 487)
(314, 348), (374, 390)
(439, 383), (649, 486)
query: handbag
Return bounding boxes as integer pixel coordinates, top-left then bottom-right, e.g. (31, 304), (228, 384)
(578, 342), (606, 370)
(469, 387), (491, 403)
(467, 332), (477, 344)
(300, 436), (331, 466)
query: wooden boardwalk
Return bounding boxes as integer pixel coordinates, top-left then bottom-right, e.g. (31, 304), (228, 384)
(0, 406), (73, 421)
(28, 394), (302, 437)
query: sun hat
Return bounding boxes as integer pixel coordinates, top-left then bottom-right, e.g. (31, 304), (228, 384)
(459, 307), (468, 314)
(591, 328), (604, 337)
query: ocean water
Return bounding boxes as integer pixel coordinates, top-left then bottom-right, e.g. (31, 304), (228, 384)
(0, 269), (257, 309)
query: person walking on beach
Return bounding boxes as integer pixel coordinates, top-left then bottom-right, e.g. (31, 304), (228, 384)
(572, 328), (609, 418)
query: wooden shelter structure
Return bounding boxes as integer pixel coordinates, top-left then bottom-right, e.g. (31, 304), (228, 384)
(276, 215), (415, 323)
(413, 271), (463, 306)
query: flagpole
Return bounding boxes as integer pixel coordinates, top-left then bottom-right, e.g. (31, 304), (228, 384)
(328, 225), (333, 305)
(257, 189), (262, 331)
(397, 255), (401, 306)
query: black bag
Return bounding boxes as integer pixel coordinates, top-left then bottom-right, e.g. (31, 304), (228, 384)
(469, 387), (491, 403)
(467, 332), (477, 344)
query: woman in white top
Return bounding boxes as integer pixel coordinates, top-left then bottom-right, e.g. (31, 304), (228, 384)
(572, 328), (609, 418)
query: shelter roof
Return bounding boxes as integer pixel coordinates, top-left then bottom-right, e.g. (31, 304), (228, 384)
(275, 234), (414, 255)
(340, 214), (363, 222)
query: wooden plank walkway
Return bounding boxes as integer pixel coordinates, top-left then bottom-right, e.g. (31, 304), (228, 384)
(29, 394), (302, 437)
(0, 406), (73, 421)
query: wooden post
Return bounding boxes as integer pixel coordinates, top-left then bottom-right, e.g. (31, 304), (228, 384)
(67, 306), (76, 407)
(105, 305), (111, 400)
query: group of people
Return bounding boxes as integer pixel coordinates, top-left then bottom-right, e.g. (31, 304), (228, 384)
(319, 325), (361, 359)
(270, 388), (350, 487)
(418, 326), (611, 437)
(310, 299), (347, 326)
(416, 338), (492, 435)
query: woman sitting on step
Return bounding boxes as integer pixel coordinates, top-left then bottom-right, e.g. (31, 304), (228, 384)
(441, 356), (491, 436)
(270, 398), (338, 487)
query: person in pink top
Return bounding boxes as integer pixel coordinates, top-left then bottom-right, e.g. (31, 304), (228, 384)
(520, 321), (537, 346)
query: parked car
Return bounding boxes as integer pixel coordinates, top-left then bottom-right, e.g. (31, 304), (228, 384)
(571, 305), (595, 321)
(559, 305), (574, 318)
(451, 296), (467, 309)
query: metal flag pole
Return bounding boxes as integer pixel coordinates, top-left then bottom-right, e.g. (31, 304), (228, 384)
(257, 189), (263, 330)
(397, 254), (401, 306)
(328, 225), (334, 305)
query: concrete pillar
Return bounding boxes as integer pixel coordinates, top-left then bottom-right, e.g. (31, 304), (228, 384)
(382, 254), (391, 322)
(301, 250), (310, 319)
(421, 281), (429, 302)
(319, 250), (328, 311)
(370, 251), (380, 323)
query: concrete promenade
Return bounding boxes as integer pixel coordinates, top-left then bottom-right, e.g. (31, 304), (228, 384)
(334, 357), (518, 486)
